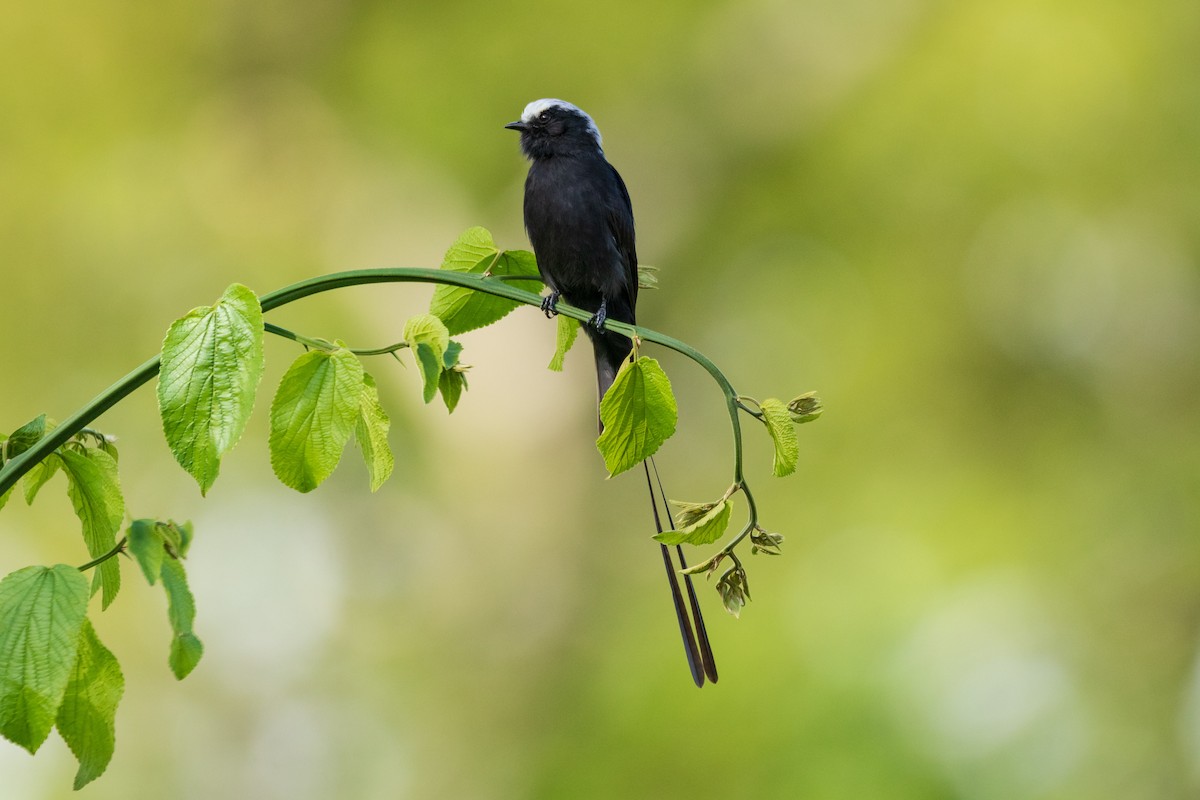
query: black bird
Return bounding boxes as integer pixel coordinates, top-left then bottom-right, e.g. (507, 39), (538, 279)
(505, 98), (636, 403)
(506, 99), (718, 686)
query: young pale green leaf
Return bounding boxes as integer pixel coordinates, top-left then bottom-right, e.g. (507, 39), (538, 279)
(759, 398), (799, 477)
(158, 283), (265, 495)
(55, 618), (123, 790)
(127, 520), (165, 585)
(0, 485), (10, 513)
(653, 498), (733, 546)
(354, 374), (394, 492)
(596, 357), (678, 477)
(22, 453), (61, 506)
(669, 498), (720, 529)
(159, 557), (202, 679)
(680, 552), (727, 578)
(97, 437), (119, 463)
(59, 448), (123, 609)
(548, 315), (580, 372)
(440, 226), (498, 271)
(0, 565), (91, 753)
(403, 313), (450, 359)
(269, 348), (365, 493)
(404, 314), (450, 403)
(429, 227), (542, 335)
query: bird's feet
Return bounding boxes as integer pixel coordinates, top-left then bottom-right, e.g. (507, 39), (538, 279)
(541, 291), (561, 318)
(587, 299), (608, 331)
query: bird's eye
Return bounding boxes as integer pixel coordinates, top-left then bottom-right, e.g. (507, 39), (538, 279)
(538, 111), (550, 123)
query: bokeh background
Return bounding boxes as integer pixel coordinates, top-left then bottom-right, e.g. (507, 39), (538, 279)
(3, 0), (1199, 797)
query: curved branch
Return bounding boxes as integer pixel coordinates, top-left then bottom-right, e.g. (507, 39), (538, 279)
(0, 269), (747, 499)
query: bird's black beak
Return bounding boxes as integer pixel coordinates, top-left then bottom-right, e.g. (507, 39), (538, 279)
(504, 121), (527, 132)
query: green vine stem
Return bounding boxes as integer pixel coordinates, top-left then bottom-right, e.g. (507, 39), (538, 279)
(76, 537), (127, 572)
(262, 322), (411, 356)
(0, 268), (761, 559)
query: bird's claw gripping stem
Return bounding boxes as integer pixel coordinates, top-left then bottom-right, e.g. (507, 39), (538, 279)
(541, 291), (561, 318)
(588, 299), (608, 330)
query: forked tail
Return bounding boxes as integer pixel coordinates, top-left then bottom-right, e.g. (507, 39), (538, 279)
(643, 457), (718, 687)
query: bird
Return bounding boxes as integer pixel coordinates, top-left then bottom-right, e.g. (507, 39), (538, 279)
(504, 98), (636, 404)
(506, 99), (718, 686)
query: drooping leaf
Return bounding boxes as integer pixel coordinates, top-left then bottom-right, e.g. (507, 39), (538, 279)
(404, 315), (450, 403)
(269, 348), (365, 493)
(159, 558), (202, 680)
(158, 283), (265, 495)
(429, 227), (542, 335)
(0, 565), (90, 753)
(59, 448), (123, 609)
(414, 343), (441, 404)
(22, 453), (61, 506)
(760, 397), (799, 477)
(438, 368), (468, 413)
(437, 340), (469, 412)
(55, 618), (123, 789)
(596, 357), (678, 477)
(170, 634), (204, 683)
(548, 314), (580, 372)
(127, 520), (165, 586)
(354, 374), (394, 492)
(653, 498), (733, 546)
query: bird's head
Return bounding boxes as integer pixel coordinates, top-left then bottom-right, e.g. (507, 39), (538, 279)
(505, 99), (603, 160)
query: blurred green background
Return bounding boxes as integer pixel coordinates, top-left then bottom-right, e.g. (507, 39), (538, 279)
(3, 0), (1200, 797)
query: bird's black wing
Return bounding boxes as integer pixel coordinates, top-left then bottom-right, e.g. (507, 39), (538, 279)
(606, 163), (638, 315)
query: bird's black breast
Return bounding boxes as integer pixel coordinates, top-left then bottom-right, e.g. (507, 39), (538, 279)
(523, 154), (637, 318)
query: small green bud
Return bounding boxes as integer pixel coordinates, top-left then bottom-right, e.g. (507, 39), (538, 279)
(788, 392), (823, 424)
(716, 566), (750, 618)
(750, 527), (784, 556)
(637, 264), (660, 290)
